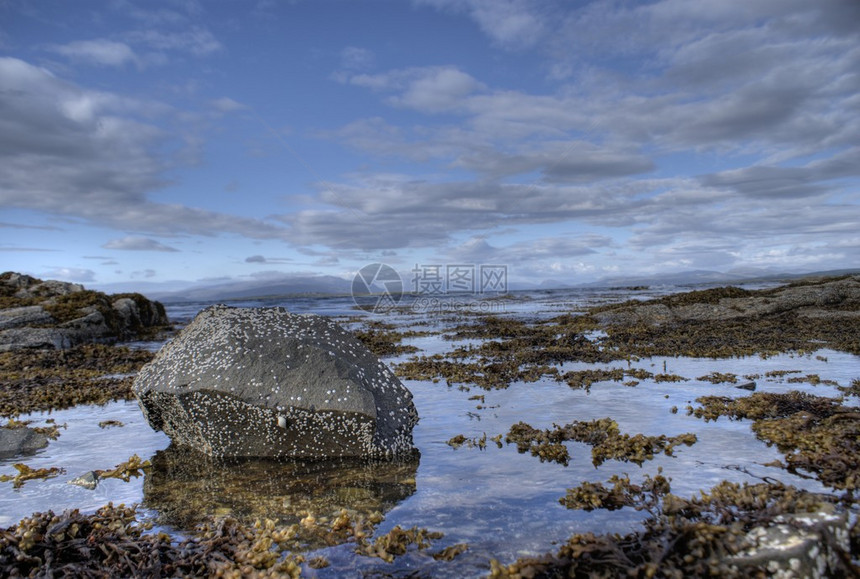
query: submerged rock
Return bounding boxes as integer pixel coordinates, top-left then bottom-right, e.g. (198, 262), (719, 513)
(133, 305), (418, 459)
(0, 427), (48, 459)
(143, 444), (418, 531)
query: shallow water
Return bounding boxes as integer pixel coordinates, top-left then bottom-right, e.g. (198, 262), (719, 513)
(1, 288), (857, 576)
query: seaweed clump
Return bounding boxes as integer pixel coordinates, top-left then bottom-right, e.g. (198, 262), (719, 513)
(493, 480), (845, 578)
(0, 344), (154, 416)
(560, 471), (671, 511)
(353, 321), (421, 357)
(0, 505), (305, 578)
(692, 391), (860, 491)
(94, 454), (151, 482)
(357, 525), (444, 563)
(0, 464), (64, 489)
(505, 419), (697, 467)
(0, 504), (451, 577)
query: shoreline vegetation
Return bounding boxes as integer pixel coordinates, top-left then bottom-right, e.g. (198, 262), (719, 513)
(1, 274), (859, 576)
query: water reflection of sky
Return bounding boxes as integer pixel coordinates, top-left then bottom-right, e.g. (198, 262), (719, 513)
(1, 288), (856, 577)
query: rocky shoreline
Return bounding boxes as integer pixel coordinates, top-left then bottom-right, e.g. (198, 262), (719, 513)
(0, 274), (858, 576)
(0, 272), (170, 352)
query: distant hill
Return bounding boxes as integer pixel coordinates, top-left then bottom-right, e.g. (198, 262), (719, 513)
(572, 268), (860, 289)
(91, 267), (860, 303)
(143, 274), (352, 303)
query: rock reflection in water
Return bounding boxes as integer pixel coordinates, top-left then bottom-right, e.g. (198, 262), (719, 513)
(142, 444), (419, 530)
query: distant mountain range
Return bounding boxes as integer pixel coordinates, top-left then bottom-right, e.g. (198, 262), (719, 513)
(94, 274), (352, 303)
(93, 267), (859, 303)
(568, 267), (860, 289)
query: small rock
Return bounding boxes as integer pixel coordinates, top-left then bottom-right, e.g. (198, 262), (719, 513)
(68, 471), (100, 490)
(730, 510), (851, 578)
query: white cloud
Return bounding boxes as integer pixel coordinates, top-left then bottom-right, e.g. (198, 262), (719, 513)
(127, 26), (222, 56)
(345, 66), (485, 113)
(0, 246), (59, 252)
(50, 39), (137, 67)
(210, 97), (247, 113)
(416, 0), (547, 49)
(245, 255), (292, 264)
(40, 267), (96, 283)
(0, 58), (292, 241)
(103, 236), (179, 252)
(0, 221), (63, 231)
(340, 46), (374, 70)
(392, 67), (485, 112)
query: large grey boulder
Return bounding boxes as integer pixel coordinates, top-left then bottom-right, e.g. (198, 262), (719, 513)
(133, 305), (418, 460)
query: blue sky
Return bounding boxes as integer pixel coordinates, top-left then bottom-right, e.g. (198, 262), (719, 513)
(1, 0), (859, 291)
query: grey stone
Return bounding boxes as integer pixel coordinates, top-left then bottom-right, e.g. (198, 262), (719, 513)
(0, 327), (76, 352)
(112, 297), (168, 330)
(2, 273), (82, 297)
(133, 305), (418, 460)
(730, 510), (852, 578)
(68, 471), (100, 490)
(21, 279), (85, 298)
(0, 427), (49, 459)
(0, 306), (55, 330)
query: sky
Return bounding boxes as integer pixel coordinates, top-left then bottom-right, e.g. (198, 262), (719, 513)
(1, 0), (859, 292)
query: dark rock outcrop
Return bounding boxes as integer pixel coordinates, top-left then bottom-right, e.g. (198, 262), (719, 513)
(592, 275), (860, 327)
(0, 426), (48, 459)
(133, 305), (418, 460)
(0, 272), (169, 351)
